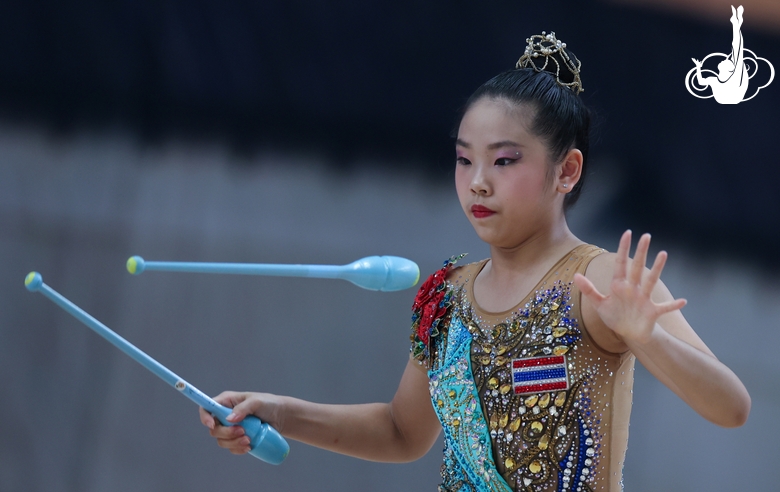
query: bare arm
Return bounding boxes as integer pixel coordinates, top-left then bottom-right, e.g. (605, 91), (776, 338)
(200, 359), (441, 462)
(695, 65), (706, 86)
(576, 231), (751, 428)
(692, 58), (711, 87)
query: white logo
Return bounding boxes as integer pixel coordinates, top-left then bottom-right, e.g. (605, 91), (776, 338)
(685, 5), (774, 104)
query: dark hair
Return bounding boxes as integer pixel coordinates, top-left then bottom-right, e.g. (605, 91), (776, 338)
(459, 60), (591, 211)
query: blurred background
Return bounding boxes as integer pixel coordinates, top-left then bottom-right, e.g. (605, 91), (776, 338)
(2, 1), (778, 490)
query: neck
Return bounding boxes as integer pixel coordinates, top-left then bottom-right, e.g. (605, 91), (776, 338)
(471, 215), (584, 313)
(487, 219), (582, 278)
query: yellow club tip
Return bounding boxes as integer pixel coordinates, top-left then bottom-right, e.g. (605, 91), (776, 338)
(25, 272), (36, 286)
(126, 257), (137, 274)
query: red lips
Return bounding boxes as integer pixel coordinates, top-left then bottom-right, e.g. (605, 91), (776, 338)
(471, 204), (496, 218)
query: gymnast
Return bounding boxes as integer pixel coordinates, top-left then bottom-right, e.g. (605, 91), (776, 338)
(199, 31), (750, 491)
(692, 5), (749, 104)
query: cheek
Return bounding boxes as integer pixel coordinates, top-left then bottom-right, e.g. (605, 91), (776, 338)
(502, 173), (549, 208)
(454, 166), (470, 200)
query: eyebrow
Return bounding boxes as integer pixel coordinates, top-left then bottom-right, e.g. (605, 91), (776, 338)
(455, 139), (523, 150)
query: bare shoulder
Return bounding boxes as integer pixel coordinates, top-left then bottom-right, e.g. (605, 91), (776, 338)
(579, 251), (629, 354)
(582, 250), (618, 292)
(584, 249), (676, 304)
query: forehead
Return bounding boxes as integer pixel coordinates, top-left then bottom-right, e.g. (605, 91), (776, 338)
(458, 97), (537, 144)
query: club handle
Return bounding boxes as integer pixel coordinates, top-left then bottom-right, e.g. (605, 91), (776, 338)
(24, 271), (289, 464)
(126, 255), (420, 291)
(127, 256), (342, 278)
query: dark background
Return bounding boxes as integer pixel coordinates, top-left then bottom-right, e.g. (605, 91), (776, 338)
(1, 0), (778, 266)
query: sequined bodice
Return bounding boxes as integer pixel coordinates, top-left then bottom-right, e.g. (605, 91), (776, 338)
(416, 245), (635, 492)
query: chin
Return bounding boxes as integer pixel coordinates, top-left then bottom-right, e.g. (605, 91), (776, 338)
(471, 227), (499, 246)
(472, 231), (518, 250)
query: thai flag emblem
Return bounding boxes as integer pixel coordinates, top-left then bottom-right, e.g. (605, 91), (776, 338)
(512, 355), (569, 395)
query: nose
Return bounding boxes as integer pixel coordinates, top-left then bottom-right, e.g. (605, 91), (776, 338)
(470, 164), (491, 196)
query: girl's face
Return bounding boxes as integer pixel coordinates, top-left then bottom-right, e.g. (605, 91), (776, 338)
(455, 97), (561, 248)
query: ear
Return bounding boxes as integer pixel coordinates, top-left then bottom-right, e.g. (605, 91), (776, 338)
(557, 148), (583, 193)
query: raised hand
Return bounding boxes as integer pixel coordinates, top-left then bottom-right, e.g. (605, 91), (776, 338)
(573, 230), (687, 345)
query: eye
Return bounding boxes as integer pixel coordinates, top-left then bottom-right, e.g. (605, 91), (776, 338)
(456, 156), (471, 166)
(495, 158), (518, 166)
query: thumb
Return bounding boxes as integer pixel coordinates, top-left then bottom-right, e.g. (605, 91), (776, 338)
(573, 273), (606, 306)
(656, 298), (687, 316)
(226, 396), (259, 423)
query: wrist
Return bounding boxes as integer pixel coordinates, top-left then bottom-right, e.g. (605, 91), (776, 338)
(272, 395), (297, 435)
(622, 322), (662, 347)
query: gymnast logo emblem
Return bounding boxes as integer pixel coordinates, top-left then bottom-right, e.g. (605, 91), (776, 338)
(685, 5), (774, 104)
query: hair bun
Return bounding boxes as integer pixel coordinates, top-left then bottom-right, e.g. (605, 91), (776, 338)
(516, 31), (583, 94)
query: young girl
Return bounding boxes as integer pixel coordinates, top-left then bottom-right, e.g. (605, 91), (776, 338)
(199, 32), (750, 491)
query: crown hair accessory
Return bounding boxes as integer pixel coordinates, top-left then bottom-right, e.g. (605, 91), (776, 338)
(516, 31), (583, 94)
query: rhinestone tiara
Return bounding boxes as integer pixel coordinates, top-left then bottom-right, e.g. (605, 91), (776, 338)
(516, 31), (583, 94)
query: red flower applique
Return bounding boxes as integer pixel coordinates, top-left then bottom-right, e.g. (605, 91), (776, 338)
(410, 254), (466, 362)
(414, 270), (449, 345)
